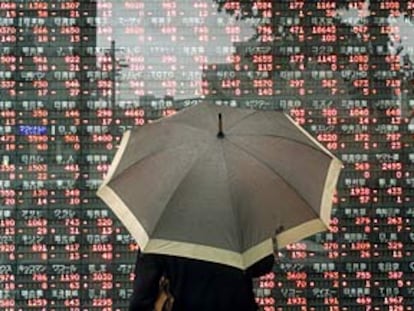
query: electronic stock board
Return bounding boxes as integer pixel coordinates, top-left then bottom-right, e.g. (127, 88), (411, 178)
(0, 0), (414, 310)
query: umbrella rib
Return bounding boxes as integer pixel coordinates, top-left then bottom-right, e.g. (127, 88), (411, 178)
(234, 134), (332, 160)
(226, 139), (321, 220)
(110, 124), (210, 182)
(224, 110), (335, 161)
(108, 139), (198, 185)
(149, 145), (207, 237)
(219, 141), (244, 254)
(107, 148), (164, 184)
(225, 110), (258, 133)
(165, 121), (211, 135)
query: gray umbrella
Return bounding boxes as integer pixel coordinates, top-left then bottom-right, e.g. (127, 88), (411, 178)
(97, 102), (342, 270)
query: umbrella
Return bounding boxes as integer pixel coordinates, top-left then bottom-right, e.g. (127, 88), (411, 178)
(97, 102), (342, 270)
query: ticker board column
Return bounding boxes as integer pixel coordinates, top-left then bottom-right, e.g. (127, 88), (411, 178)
(13, 1), (52, 309)
(0, 0), (18, 306)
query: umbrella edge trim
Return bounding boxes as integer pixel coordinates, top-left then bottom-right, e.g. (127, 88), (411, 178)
(142, 218), (330, 269)
(320, 158), (343, 225)
(101, 130), (132, 185)
(143, 239), (274, 270)
(96, 185), (149, 247)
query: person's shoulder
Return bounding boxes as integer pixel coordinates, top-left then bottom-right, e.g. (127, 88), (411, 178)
(246, 255), (274, 278)
(138, 252), (169, 263)
(162, 255), (232, 270)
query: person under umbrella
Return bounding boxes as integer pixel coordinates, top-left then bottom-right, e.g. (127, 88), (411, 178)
(97, 102), (342, 310)
(129, 250), (274, 311)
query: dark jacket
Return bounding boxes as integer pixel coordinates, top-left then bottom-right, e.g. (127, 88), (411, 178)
(129, 252), (274, 311)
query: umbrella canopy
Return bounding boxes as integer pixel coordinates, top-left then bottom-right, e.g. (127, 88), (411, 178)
(97, 102), (342, 270)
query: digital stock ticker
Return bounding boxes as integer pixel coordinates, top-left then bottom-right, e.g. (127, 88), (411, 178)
(0, 0), (414, 310)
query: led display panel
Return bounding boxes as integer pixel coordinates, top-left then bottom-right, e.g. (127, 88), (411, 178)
(0, 0), (413, 310)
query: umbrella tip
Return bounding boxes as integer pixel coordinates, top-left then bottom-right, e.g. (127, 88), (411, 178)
(217, 113), (224, 138)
